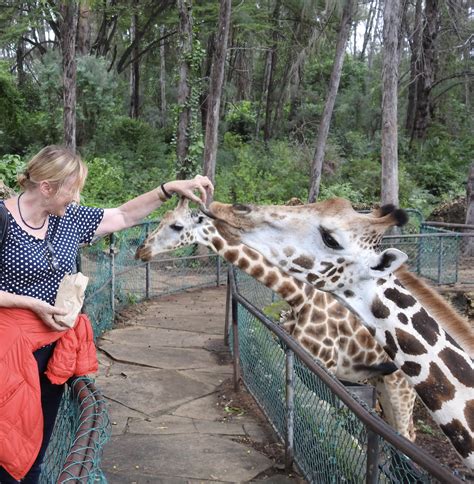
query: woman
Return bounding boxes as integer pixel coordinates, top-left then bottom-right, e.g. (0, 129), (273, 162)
(0, 145), (213, 483)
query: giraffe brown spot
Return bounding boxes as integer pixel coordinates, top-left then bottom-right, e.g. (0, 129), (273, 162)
(293, 255), (314, 270)
(328, 303), (347, 319)
(208, 226), (216, 233)
(439, 419), (474, 459)
(339, 324), (352, 337)
(307, 273), (318, 283)
(336, 257), (345, 264)
(365, 352), (377, 365)
(294, 279), (304, 289)
(250, 265), (265, 279)
(398, 313), (408, 325)
(415, 362), (456, 412)
(445, 332), (464, 352)
(315, 281), (325, 290)
(298, 304), (311, 321)
(342, 358), (351, 367)
(283, 247), (295, 257)
(377, 278), (387, 286)
(289, 267), (302, 274)
(356, 331), (376, 350)
(344, 290), (354, 298)
(337, 283), (344, 288)
(293, 327), (302, 339)
(411, 308), (440, 346)
(238, 258), (250, 271)
(464, 400), (474, 433)
(279, 282), (296, 299)
(278, 259), (288, 266)
(319, 348), (331, 362)
(306, 323), (327, 340)
(337, 266), (344, 273)
(212, 237), (224, 251)
(224, 249), (239, 263)
(367, 326), (376, 337)
(338, 336), (348, 349)
(326, 267), (337, 278)
(243, 246), (260, 260)
(401, 361), (421, 377)
(348, 340), (359, 357)
(264, 271), (278, 288)
(396, 328), (428, 355)
(383, 331), (398, 359)
(202, 228), (209, 235)
(330, 275), (340, 283)
(288, 294), (304, 307)
(311, 308), (326, 324)
(371, 296), (390, 319)
(352, 351), (366, 364)
(394, 278), (404, 287)
(384, 288), (417, 308)
(439, 347), (474, 388)
(304, 284), (313, 297)
(322, 337), (334, 347)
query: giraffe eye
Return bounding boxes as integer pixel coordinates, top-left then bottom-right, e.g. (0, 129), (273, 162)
(170, 223), (184, 232)
(320, 229), (342, 250)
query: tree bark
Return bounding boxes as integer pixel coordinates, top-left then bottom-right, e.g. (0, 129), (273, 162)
(176, 0), (193, 179)
(307, 0), (353, 203)
(160, 25), (167, 127)
(129, 0), (140, 119)
(465, 163), (474, 256)
(263, 0), (281, 143)
(380, 0), (401, 207)
(77, 2), (91, 55)
(411, 0), (440, 141)
(405, 0), (422, 134)
(59, 1), (78, 152)
(202, 0), (231, 197)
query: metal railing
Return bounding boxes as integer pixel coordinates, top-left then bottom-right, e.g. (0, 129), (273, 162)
(227, 266), (464, 483)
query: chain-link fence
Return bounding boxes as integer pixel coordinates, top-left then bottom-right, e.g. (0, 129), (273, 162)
(228, 267), (464, 483)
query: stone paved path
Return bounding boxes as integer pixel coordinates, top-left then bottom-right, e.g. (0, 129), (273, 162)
(96, 286), (305, 483)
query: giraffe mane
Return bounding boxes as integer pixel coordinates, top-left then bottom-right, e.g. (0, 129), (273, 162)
(395, 265), (474, 358)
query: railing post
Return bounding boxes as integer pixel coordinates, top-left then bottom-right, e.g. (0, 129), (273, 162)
(230, 272), (241, 392)
(110, 233), (115, 316)
(366, 385), (379, 484)
(224, 270), (231, 346)
(216, 255), (221, 287)
(145, 223), (151, 299)
(437, 236), (443, 284)
(285, 347), (295, 471)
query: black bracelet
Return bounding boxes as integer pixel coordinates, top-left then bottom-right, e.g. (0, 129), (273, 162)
(160, 183), (173, 199)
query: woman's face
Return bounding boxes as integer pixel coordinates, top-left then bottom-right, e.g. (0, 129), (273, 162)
(48, 177), (80, 216)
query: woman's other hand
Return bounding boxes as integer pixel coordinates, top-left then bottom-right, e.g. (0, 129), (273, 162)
(164, 175), (214, 205)
(33, 300), (69, 332)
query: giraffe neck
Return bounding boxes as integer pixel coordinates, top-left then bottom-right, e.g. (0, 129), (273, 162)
(197, 222), (308, 309)
(337, 274), (474, 466)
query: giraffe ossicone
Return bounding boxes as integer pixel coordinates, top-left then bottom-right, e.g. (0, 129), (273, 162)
(208, 197), (474, 468)
(136, 197), (417, 441)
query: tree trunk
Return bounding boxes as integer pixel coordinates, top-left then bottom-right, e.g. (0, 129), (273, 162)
(59, 1), (78, 152)
(129, 0), (140, 119)
(77, 2), (91, 55)
(202, 0), (231, 198)
(465, 163), (474, 256)
(307, 0), (353, 203)
(405, 0), (422, 134)
(263, 0), (281, 143)
(359, 0), (376, 61)
(16, 39), (26, 89)
(200, 33), (215, 134)
(411, 0), (440, 141)
(160, 25), (167, 127)
(176, 0), (193, 179)
(255, 48), (272, 140)
(380, 0), (401, 207)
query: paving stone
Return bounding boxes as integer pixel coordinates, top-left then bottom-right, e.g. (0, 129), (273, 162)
(172, 394), (223, 421)
(102, 433), (273, 483)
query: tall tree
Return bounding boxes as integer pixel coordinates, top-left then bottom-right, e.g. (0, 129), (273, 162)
(308, 0), (354, 203)
(159, 25), (167, 127)
(465, 163), (474, 256)
(202, 0), (231, 195)
(129, 0), (140, 118)
(176, 0), (193, 178)
(381, 0), (401, 206)
(77, 2), (91, 55)
(59, 1), (78, 152)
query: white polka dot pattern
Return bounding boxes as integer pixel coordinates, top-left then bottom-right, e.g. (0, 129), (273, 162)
(0, 204), (104, 304)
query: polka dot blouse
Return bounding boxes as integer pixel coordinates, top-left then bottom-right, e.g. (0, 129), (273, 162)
(0, 203), (104, 305)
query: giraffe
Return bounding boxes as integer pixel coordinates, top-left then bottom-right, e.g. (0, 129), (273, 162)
(135, 198), (417, 440)
(208, 197), (474, 468)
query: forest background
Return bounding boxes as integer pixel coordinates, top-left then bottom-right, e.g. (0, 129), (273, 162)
(0, 0), (472, 219)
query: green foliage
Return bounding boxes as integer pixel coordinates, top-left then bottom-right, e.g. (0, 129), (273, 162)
(0, 154), (25, 188)
(225, 101), (256, 141)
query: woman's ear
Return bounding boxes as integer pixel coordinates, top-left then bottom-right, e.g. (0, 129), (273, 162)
(39, 181), (54, 198)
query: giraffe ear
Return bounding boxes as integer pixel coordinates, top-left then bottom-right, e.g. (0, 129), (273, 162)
(369, 248), (408, 277)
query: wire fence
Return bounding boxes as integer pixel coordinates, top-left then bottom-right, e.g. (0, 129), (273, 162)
(228, 267), (465, 483)
(40, 215), (472, 483)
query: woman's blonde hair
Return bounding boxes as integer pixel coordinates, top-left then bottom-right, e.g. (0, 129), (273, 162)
(18, 145), (88, 203)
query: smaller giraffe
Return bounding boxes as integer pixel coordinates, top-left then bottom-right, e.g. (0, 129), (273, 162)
(208, 198), (474, 468)
(136, 198), (417, 440)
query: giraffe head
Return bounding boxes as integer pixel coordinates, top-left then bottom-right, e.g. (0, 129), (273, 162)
(209, 197), (409, 292)
(135, 198), (211, 261)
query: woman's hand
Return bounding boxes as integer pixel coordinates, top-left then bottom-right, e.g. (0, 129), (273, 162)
(32, 300), (69, 332)
(164, 175), (214, 205)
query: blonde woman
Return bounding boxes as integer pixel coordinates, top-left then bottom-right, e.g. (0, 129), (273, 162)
(0, 145), (213, 483)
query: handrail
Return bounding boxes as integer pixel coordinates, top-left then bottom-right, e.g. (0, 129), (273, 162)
(228, 267), (461, 484)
